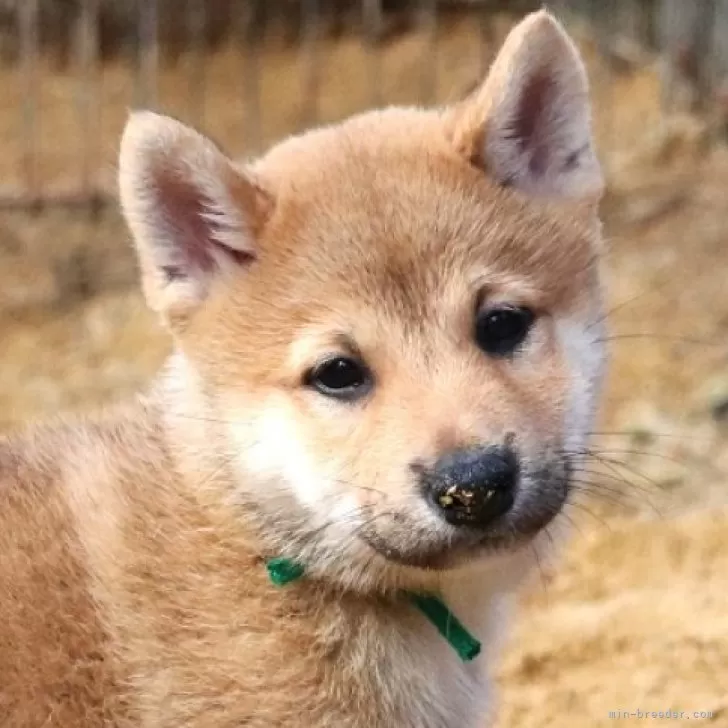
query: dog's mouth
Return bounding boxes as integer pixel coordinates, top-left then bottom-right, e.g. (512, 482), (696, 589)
(359, 471), (569, 570)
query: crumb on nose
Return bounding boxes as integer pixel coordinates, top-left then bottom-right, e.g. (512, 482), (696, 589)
(437, 484), (494, 513)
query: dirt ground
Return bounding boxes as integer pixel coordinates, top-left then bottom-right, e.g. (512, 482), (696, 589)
(0, 15), (727, 727)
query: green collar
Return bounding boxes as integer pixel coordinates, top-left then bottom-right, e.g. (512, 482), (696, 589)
(266, 557), (481, 663)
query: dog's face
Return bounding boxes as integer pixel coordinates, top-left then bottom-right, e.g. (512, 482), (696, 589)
(120, 12), (606, 580)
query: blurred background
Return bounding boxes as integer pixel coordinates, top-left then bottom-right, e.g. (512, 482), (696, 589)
(0, 1), (726, 725)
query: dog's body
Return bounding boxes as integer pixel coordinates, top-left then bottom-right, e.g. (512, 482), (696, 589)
(0, 12), (607, 727)
(1, 394), (516, 727)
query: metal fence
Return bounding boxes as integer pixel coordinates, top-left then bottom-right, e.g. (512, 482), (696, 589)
(1, 0), (726, 214)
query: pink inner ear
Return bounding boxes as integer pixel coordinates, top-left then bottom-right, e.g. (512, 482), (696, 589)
(154, 166), (252, 281)
(510, 71), (555, 177)
(156, 168), (217, 278)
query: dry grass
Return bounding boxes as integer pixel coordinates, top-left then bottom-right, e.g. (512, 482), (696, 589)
(1, 14), (727, 727)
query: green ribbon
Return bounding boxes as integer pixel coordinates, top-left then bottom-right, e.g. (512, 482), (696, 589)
(265, 557), (481, 663)
(267, 556), (306, 586)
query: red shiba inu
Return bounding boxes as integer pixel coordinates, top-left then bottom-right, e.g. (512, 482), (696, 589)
(0, 10), (606, 727)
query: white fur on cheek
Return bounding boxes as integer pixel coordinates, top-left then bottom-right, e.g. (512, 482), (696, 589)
(230, 395), (355, 514)
(556, 314), (607, 453)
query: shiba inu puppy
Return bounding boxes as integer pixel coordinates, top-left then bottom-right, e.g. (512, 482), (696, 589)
(0, 10), (606, 728)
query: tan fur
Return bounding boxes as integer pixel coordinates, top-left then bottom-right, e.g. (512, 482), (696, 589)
(0, 12), (607, 727)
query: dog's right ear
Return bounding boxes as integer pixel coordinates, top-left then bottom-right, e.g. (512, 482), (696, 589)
(119, 111), (273, 326)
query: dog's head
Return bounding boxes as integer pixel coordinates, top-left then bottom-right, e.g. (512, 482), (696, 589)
(120, 11), (606, 587)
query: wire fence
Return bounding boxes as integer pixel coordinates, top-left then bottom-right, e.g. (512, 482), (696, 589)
(0, 0), (727, 215)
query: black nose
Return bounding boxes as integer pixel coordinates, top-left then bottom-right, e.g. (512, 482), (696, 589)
(419, 447), (518, 528)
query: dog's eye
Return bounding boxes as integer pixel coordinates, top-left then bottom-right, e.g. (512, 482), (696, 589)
(475, 305), (535, 357)
(305, 357), (372, 401)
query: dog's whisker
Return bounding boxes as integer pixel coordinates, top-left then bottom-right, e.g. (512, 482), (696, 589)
(563, 501), (613, 532)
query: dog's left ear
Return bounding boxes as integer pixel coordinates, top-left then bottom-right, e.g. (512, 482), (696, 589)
(446, 10), (603, 202)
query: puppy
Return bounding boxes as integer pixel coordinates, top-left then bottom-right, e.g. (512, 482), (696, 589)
(0, 11), (606, 727)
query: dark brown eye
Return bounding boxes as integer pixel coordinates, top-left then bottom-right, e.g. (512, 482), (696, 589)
(305, 357), (372, 401)
(475, 305), (535, 357)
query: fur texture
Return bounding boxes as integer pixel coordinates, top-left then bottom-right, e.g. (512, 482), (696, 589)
(0, 11), (606, 727)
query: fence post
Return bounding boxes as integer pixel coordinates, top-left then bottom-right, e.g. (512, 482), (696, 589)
(300, 0), (321, 129)
(77, 0), (101, 214)
(363, 0), (383, 107)
(240, 0), (263, 153)
(420, 0), (438, 104)
(185, 0), (207, 127)
(19, 0), (39, 209)
(136, 0), (159, 108)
